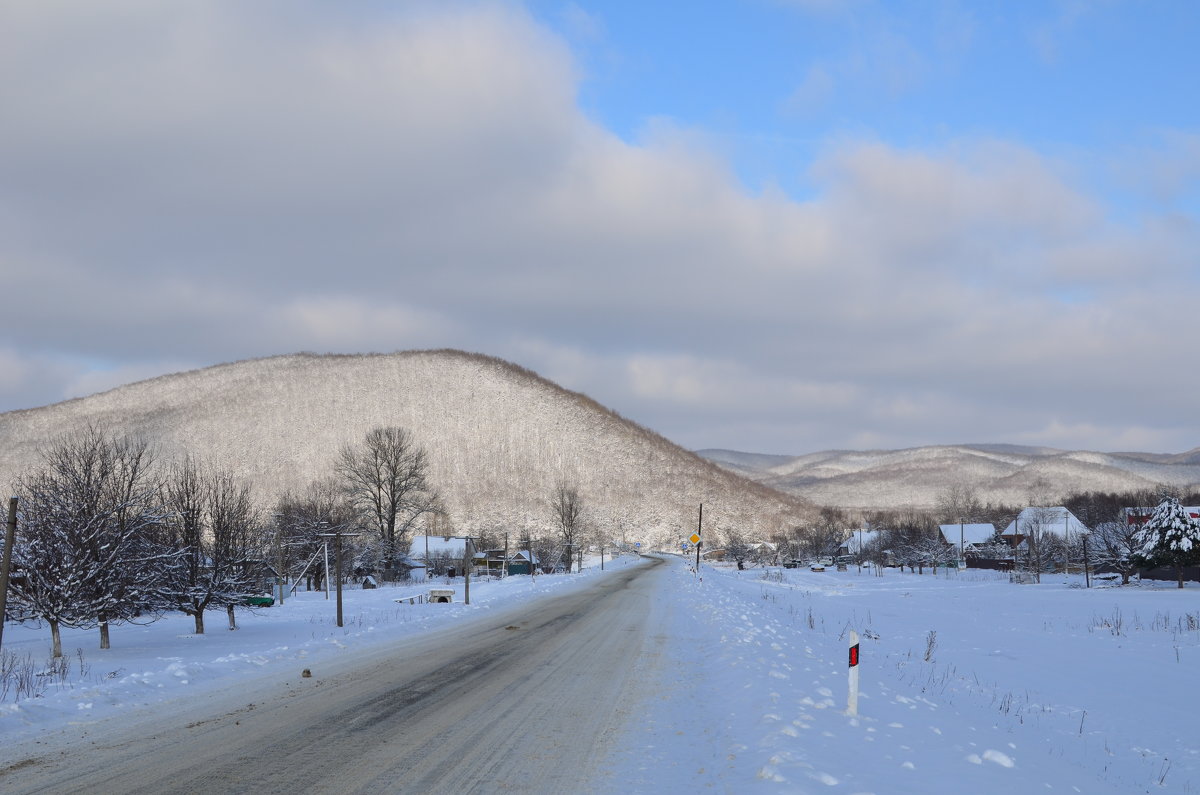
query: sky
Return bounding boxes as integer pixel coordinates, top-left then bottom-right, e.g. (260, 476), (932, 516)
(1, 0), (1198, 455)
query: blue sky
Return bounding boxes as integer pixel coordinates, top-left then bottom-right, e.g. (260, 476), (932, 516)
(533, 0), (1199, 209)
(0, 0), (1198, 454)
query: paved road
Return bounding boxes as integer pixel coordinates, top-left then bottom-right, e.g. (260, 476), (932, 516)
(0, 558), (671, 794)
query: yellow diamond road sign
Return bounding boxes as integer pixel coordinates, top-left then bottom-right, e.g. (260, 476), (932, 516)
(689, 533), (700, 545)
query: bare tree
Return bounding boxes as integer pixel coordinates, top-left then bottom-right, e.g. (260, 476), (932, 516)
(935, 484), (983, 525)
(1016, 507), (1069, 583)
(1089, 520), (1142, 585)
(913, 533), (957, 572)
(550, 481), (584, 573)
(338, 427), (439, 578)
(722, 527), (753, 570)
(790, 507), (847, 561)
(161, 458), (265, 634)
(10, 427), (169, 656)
(277, 478), (361, 589)
(882, 514), (937, 573)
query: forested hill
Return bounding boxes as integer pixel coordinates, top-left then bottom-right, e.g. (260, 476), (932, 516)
(0, 351), (811, 547)
(699, 444), (1200, 511)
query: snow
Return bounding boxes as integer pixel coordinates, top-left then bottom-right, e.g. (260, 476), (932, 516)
(1002, 506), (1089, 538)
(938, 523), (997, 546)
(605, 560), (1199, 793)
(3, 554), (1199, 793)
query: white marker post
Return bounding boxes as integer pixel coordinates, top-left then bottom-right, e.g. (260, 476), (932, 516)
(846, 630), (860, 716)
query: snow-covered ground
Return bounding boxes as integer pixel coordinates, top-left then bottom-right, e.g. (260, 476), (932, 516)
(3, 554), (1198, 794)
(609, 560), (1199, 794)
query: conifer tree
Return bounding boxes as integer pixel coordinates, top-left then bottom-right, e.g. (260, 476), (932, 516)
(1133, 496), (1200, 588)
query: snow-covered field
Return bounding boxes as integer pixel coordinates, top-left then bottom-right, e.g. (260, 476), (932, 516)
(3, 554), (1198, 794)
(612, 560), (1199, 794)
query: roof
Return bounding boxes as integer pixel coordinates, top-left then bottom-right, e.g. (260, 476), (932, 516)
(1001, 507), (1088, 537)
(938, 523), (997, 546)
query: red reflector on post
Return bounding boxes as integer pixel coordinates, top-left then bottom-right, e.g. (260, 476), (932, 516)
(849, 644), (860, 667)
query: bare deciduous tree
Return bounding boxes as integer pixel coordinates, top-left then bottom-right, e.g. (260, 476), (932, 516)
(935, 484), (984, 525)
(11, 427), (168, 656)
(162, 458), (265, 634)
(722, 527), (752, 570)
(338, 427), (439, 577)
(1016, 507), (1069, 583)
(277, 479), (360, 590)
(550, 481), (584, 573)
(1089, 520), (1142, 585)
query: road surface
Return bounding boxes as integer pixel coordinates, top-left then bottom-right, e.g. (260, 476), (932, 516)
(0, 557), (673, 794)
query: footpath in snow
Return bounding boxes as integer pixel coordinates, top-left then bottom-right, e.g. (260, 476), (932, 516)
(604, 559), (1198, 794)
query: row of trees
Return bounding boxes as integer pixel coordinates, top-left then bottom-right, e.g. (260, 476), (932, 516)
(7, 428), (287, 656)
(2, 424), (608, 657)
(1, 424), (443, 656)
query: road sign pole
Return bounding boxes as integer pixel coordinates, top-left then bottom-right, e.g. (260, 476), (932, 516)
(847, 630), (860, 716)
(695, 503), (702, 574)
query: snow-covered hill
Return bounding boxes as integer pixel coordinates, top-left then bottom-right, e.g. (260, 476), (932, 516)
(698, 444), (1200, 510)
(0, 351), (811, 547)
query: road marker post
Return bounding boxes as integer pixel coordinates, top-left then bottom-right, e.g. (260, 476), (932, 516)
(847, 630), (860, 716)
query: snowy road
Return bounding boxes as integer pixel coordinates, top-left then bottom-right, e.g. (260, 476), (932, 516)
(0, 558), (670, 794)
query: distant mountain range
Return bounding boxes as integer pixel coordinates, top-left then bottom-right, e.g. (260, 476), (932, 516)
(697, 445), (1200, 511)
(0, 351), (812, 548)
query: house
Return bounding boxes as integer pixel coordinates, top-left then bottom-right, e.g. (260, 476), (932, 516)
(1001, 507), (1088, 549)
(938, 523), (998, 555)
(506, 550), (539, 575)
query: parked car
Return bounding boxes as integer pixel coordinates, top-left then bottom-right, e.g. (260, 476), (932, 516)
(243, 594), (275, 607)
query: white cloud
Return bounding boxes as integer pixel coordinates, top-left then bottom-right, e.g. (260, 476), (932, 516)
(0, 1), (1196, 454)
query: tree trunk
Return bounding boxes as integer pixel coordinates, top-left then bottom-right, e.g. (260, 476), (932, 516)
(99, 615), (110, 650)
(227, 603), (237, 630)
(49, 618), (62, 658)
(1178, 566), (1185, 589)
(193, 610), (205, 635)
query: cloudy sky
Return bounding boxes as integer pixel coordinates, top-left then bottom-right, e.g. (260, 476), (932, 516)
(2, 0), (1198, 455)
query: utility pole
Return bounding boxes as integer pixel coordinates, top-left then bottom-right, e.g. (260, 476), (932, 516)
(273, 513), (285, 605)
(462, 536), (477, 605)
(318, 526), (360, 628)
(0, 497), (17, 654)
(317, 521), (331, 600)
(1083, 535), (1091, 588)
